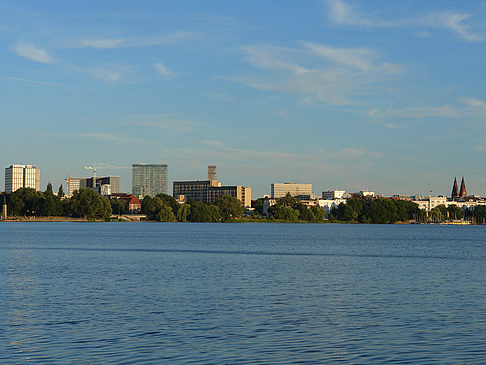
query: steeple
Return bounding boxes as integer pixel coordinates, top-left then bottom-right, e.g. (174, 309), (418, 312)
(451, 177), (459, 199)
(459, 176), (467, 197)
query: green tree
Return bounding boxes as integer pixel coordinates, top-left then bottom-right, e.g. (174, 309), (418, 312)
(110, 198), (128, 215)
(156, 204), (176, 222)
(70, 188), (112, 219)
(447, 204), (463, 220)
(188, 202), (213, 222)
(273, 205), (299, 222)
(252, 198), (264, 215)
(156, 193), (179, 211)
(58, 184), (65, 198)
(176, 203), (191, 222)
(215, 194), (244, 222)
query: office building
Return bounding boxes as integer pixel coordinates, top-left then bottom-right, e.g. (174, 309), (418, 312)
(132, 164), (168, 197)
(65, 176), (120, 197)
(173, 180), (251, 207)
(5, 165), (40, 193)
(271, 183), (313, 199)
(322, 190), (346, 200)
(208, 165), (217, 181)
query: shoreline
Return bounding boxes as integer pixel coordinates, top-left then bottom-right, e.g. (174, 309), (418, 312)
(0, 217), (476, 225)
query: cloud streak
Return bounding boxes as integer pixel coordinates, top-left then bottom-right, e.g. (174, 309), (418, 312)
(11, 42), (55, 64)
(154, 62), (176, 79)
(228, 43), (403, 106)
(78, 31), (197, 49)
(326, 0), (483, 42)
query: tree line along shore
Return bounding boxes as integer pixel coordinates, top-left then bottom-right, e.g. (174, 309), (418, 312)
(2, 184), (486, 224)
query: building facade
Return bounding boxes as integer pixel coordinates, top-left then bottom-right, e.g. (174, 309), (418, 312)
(271, 183), (313, 199)
(132, 164), (168, 197)
(5, 165), (40, 193)
(65, 176), (120, 197)
(322, 190), (346, 200)
(173, 180), (251, 207)
(208, 165), (217, 181)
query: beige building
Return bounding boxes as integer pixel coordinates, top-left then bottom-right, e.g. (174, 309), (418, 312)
(271, 183), (313, 199)
(5, 165), (40, 193)
(173, 180), (251, 207)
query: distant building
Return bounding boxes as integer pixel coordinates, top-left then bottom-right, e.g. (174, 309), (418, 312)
(173, 179), (251, 207)
(271, 183), (313, 199)
(64, 176), (120, 197)
(450, 176), (469, 201)
(208, 165), (217, 181)
(413, 196), (447, 211)
(360, 190), (375, 198)
(111, 193), (142, 214)
(5, 165), (40, 193)
(322, 190), (346, 200)
(132, 164), (168, 197)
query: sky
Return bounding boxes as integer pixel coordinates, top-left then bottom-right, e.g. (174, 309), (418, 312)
(1, 0), (486, 198)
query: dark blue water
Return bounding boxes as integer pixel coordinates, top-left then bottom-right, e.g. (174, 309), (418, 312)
(1, 223), (485, 364)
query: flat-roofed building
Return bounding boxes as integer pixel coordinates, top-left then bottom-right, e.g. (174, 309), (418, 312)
(173, 180), (251, 207)
(65, 176), (120, 197)
(5, 165), (40, 193)
(132, 164), (168, 197)
(322, 190), (346, 200)
(271, 183), (313, 199)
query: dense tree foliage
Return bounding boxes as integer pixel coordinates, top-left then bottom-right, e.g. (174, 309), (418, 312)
(215, 194), (244, 222)
(70, 188), (112, 219)
(331, 198), (421, 224)
(267, 193), (327, 222)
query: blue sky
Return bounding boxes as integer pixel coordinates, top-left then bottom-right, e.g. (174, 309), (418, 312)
(1, 0), (486, 198)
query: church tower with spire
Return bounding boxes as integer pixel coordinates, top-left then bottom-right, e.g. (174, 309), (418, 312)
(459, 176), (467, 198)
(451, 177), (459, 199)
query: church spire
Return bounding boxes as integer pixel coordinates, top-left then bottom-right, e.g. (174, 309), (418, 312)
(459, 176), (467, 197)
(451, 176), (459, 198)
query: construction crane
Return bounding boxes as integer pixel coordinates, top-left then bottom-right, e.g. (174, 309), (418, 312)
(84, 162), (129, 189)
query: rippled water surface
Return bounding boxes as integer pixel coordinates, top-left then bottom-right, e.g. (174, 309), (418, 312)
(1, 222), (485, 364)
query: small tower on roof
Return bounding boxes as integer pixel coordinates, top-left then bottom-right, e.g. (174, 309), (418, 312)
(451, 176), (459, 199)
(459, 176), (467, 197)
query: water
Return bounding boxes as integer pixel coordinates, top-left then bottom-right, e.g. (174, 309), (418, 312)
(1, 222), (485, 364)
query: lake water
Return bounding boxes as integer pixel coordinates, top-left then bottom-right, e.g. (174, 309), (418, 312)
(1, 222), (485, 364)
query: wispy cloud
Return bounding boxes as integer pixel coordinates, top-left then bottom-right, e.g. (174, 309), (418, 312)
(78, 31), (197, 49)
(227, 43), (403, 106)
(153, 62), (176, 79)
(11, 42), (55, 64)
(54, 132), (129, 142)
(206, 91), (234, 102)
(326, 0), (483, 42)
(128, 114), (199, 133)
(463, 97), (486, 115)
(0, 75), (59, 86)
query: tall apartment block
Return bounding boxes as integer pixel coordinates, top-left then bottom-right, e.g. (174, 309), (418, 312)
(132, 163), (168, 197)
(271, 183), (313, 199)
(5, 165), (40, 193)
(173, 180), (251, 207)
(208, 165), (217, 181)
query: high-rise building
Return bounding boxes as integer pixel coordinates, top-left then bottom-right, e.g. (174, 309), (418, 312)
(132, 164), (168, 197)
(5, 165), (40, 193)
(65, 176), (120, 197)
(173, 180), (251, 207)
(271, 183), (313, 199)
(208, 165), (217, 181)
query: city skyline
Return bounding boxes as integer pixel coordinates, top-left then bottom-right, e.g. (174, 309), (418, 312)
(1, 1), (486, 197)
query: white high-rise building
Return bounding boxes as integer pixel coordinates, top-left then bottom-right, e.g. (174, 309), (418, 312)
(5, 165), (40, 193)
